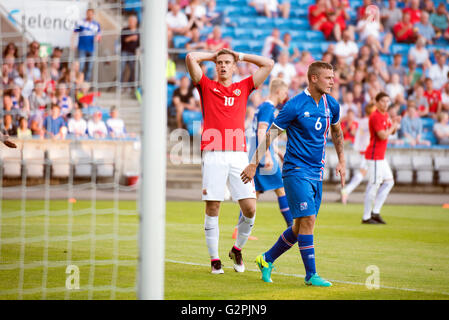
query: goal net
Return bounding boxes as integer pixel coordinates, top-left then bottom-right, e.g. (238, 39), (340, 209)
(0, 0), (164, 299)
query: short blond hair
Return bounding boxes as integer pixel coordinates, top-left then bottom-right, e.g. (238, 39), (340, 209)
(307, 61), (333, 82)
(269, 78), (288, 94)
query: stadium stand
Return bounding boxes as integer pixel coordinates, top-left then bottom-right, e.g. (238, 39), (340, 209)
(1, 0), (449, 191)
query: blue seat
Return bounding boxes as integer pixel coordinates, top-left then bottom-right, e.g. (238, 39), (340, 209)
(391, 44), (410, 55)
(255, 17), (274, 29)
(272, 18), (290, 29)
(173, 36), (190, 49)
(234, 28), (253, 39)
(305, 30), (325, 42)
(232, 39), (250, 52)
(288, 19), (310, 30)
(234, 16), (252, 27)
(422, 131), (437, 145)
(167, 84), (176, 108)
(182, 110), (202, 136)
(421, 117), (435, 130)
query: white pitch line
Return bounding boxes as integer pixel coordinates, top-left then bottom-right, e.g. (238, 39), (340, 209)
(165, 259), (449, 297)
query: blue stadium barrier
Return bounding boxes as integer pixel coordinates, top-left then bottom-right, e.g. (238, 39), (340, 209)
(182, 110), (202, 136)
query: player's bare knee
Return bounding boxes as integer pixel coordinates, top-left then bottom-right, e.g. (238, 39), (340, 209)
(205, 201), (221, 216)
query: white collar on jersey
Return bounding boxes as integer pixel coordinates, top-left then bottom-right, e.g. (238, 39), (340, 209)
(304, 88), (327, 108)
(265, 99), (275, 106)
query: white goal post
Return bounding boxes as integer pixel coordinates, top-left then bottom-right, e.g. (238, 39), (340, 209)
(138, 0), (167, 300)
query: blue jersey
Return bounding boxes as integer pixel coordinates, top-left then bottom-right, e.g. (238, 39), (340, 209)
(75, 19), (101, 53)
(248, 100), (278, 166)
(273, 89), (340, 181)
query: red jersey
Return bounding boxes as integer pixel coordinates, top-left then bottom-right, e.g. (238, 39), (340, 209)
(308, 5), (327, 27)
(424, 89), (441, 113)
(195, 74), (255, 151)
(402, 8), (421, 24)
(365, 109), (391, 160)
(341, 119), (358, 144)
(393, 22), (414, 42)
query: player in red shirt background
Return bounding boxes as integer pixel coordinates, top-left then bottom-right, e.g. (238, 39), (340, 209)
(363, 92), (400, 224)
(186, 48), (273, 274)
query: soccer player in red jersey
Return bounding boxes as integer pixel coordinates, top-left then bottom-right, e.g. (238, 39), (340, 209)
(363, 92), (400, 224)
(185, 48), (274, 274)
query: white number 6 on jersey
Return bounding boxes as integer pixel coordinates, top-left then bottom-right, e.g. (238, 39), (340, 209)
(315, 117), (322, 131)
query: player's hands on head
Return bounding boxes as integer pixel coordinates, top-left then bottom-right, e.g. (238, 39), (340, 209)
(240, 163), (257, 184)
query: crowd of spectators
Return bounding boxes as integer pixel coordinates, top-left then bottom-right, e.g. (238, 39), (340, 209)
(167, 0), (449, 147)
(1, 7), (138, 141)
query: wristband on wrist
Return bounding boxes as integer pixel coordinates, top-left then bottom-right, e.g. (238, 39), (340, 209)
(238, 52), (244, 61)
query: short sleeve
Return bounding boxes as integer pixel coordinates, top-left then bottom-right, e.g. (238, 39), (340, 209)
(257, 104), (273, 125)
(239, 76), (255, 96)
(371, 114), (384, 133)
(196, 73), (212, 88)
(273, 98), (297, 131)
(328, 95), (341, 125)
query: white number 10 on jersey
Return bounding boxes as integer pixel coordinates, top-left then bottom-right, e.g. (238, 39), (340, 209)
(224, 96), (235, 106)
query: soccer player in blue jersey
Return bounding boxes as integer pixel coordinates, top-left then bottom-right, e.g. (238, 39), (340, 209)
(248, 78), (293, 225)
(241, 61), (346, 287)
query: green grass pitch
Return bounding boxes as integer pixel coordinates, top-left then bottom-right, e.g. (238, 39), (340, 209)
(0, 199), (449, 299)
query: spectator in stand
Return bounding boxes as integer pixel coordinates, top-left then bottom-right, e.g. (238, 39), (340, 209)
(424, 77), (442, 118)
(172, 76), (199, 129)
(121, 14), (140, 92)
(270, 51), (296, 86)
(205, 0), (225, 26)
(415, 11), (435, 44)
(1, 92), (20, 122)
(430, 3), (449, 38)
(53, 83), (73, 119)
(387, 53), (407, 84)
(2, 42), (19, 60)
(444, 25), (449, 42)
(356, 5), (393, 54)
(206, 26), (230, 51)
(74, 8), (101, 82)
(233, 62), (251, 83)
(87, 111), (108, 139)
(166, 54), (178, 86)
(428, 51), (449, 90)
(1, 63), (11, 89)
(10, 84), (30, 116)
(367, 54), (389, 86)
(28, 80), (50, 113)
(26, 41), (41, 67)
(340, 91), (359, 118)
(249, 0), (290, 19)
(380, 0), (403, 33)
(43, 104), (67, 139)
(186, 26), (207, 51)
(400, 101), (431, 146)
(433, 111), (449, 145)
(386, 73), (406, 105)
(353, 82), (365, 113)
(49, 58), (61, 82)
(409, 83), (430, 117)
(17, 116), (32, 139)
(408, 36), (431, 69)
(387, 102), (404, 145)
(166, 4), (191, 47)
(402, 0), (421, 25)
(335, 29), (359, 66)
(106, 106), (127, 138)
(393, 11), (419, 43)
(422, 0), (435, 15)
(442, 82), (449, 112)
(67, 107), (87, 138)
(1, 114), (17, 137)
(294, 51), (314, 88)
(309, 0), (341, 41)
(282, 33), (300, 63)
(340, 108), (358, 144)
(261, 28), (284, 62)
(185, 0), (207, 30)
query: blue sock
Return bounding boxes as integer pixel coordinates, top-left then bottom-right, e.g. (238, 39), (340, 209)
(277, 195), (293, 227)
(264, 227), (297, 263)
(298, 234), (316, 281)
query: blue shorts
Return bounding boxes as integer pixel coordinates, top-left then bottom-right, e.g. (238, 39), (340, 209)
(283, 175), (322, 219)
(254, 160), (284, 193)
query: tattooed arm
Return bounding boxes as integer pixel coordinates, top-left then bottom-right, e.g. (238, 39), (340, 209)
(330, 122), (346, 187)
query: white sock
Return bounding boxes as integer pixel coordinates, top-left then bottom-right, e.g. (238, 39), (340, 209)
(373, 180), (394, 213)
(235, 214), (255, 250)
(345, 171), (364, 195)
(204, 215), (219, 260)
(363, 183), (379, 220)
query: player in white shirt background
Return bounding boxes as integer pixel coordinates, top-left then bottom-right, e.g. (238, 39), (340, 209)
(340, 102), (376, 205)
